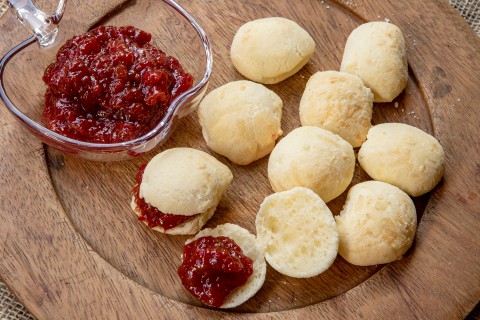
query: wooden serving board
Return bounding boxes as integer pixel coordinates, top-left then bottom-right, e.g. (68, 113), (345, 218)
(1, 0), (479, 319)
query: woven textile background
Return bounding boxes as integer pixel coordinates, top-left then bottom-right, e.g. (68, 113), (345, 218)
(0, 0), (479, 319)
(450, 0), (480, 34)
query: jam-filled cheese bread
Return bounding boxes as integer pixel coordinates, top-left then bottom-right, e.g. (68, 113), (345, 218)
(131, 148), (233, 235)
(178, 223), (266, 308)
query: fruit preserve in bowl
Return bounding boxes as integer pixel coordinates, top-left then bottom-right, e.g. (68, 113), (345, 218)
(0, 0), (212, 161)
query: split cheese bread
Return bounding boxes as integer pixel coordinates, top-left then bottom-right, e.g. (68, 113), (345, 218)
(185, 223), (266, 308)
(256, 187), (339, 278)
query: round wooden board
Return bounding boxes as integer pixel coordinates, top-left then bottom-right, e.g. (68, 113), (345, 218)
(1, 0), (479, 319)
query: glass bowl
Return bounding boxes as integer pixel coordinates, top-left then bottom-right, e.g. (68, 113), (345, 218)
(0, 0), (212, 161)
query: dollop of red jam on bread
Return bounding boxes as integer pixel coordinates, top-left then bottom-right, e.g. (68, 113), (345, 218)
(178, 236), (254, 307)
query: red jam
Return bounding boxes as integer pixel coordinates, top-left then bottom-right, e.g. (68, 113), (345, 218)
(132, 163), (196, 230)
(178, 236), (254, 307)
(42, 26), (193, 143)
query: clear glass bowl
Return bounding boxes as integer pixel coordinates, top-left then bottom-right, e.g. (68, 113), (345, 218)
(0, 0), (212, 161)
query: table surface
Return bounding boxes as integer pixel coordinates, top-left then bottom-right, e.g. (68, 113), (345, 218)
(1, 0), (479, 319)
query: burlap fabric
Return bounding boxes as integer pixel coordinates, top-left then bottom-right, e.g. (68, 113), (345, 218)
(450, 0), (480, 34)
(0, 284), (34, 320)
(0, 0), (479, 319)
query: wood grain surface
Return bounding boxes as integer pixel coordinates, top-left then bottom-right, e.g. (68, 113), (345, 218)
(1, 0), (479, 319)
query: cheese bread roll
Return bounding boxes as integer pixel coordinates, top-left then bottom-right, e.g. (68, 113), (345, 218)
(341, 22), (407, 102)
(358, 123), (445, 196)
(300, 71), (373, 147)
(336, 181), (417, 266)
(198, 80), (283, 165)
(231, 17), (315, 84)
(268, 126), (355, 203)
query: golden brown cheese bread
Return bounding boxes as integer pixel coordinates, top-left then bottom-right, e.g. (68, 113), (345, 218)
(268, 126), (355, 203)
(300, 71), (373, 147)
(198, 80), (283, 165)
(335, 181), (417, 266)
(358, 123), (445, 197)
(231, 17), (315, 84)
(340, 22), (407, 103)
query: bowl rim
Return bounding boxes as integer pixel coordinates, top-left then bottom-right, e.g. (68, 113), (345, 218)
(0, 0), (213, 152)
